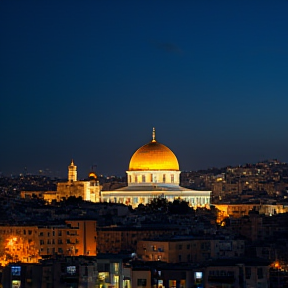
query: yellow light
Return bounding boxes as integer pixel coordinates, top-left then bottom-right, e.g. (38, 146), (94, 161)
(129, 141), (179, 171)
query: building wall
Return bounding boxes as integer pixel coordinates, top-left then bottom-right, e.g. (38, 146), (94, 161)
(0, 220), (97, 264)
(66, 220), (97, 256)
(137, 239), (245, 264)
(97, 228), (176, 254)
(132, 270), (151, 288)
(56, 180), (101, 202)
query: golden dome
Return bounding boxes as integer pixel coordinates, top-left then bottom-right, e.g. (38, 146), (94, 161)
(129, 128), (179, 171)
(88, 172), (97, 179)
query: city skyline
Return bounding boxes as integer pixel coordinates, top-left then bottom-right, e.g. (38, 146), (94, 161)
(1, 1), (288, 177)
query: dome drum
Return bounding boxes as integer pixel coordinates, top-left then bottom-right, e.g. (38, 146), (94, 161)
(127, 170), (180, 186)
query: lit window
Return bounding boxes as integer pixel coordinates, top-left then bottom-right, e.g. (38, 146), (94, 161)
(11, 266), (21, 276)
(67, 266), (76, 275)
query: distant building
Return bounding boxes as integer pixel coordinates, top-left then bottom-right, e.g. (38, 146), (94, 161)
(21, 161), (102, 203)
(204, 258), (271, 288)
(137, 237), (245, 263)
(0, 219), (97, 265)
(97, 226), (177, 254)
(56, 161), (102, 202)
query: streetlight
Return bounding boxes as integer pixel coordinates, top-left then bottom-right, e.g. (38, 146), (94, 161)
(274, 261), (280, 288)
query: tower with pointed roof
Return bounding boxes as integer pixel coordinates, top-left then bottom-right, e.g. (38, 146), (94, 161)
(68, 159), (77, 182)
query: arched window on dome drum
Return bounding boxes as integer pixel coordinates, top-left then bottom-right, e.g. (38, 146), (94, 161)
(150, 174), (153, 183)
(171, 174), (174, 183)
(135, 176), (137, 183)
(163, 174), (166, 183)
(129, 175), (131, 183)
(142, 175), (145, 183)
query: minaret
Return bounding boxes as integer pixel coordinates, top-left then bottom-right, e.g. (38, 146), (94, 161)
(68, 159), (77, 182)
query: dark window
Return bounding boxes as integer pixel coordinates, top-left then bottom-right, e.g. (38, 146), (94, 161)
(257, 268), (263, 279)
(137, 279), (147, 286)
(245, 267), (251, 279)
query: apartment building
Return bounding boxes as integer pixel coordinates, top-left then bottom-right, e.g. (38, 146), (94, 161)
(137, 237), (245, 263)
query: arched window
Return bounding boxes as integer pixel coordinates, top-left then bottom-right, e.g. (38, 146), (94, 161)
(129, 175), (132, 183)
(134, 176), (137, 183)
(171, 174), (174, 183)
(163, 174), (166, 183)
(150, 174), (153, 182)
(142, 175), (146, 183)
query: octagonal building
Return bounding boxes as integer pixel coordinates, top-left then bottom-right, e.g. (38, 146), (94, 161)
(101, 128), (211, 208)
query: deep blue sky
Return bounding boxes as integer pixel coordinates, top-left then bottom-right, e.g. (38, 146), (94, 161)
(1, 1), (287, 178)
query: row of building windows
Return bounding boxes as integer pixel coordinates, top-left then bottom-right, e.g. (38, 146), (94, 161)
(209, 270), (235, 277)
(39, 230), (76, 237)
(129, 174), (175, 183)
(39, 239), (79, 245)
(0, 229), (35, 235)
(40, 247), (80, 254)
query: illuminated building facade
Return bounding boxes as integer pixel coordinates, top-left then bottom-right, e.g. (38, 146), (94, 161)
(56, 161), (101, 202)
(0, 220), (97, 265)
(101, 128), (211, 208)
(20, 162), (102, 203)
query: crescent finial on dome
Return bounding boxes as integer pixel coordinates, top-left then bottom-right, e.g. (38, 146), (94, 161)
(152, 127), (156, 142)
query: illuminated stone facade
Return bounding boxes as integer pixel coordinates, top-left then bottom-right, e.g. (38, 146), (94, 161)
(0, 220), (97, 265)
(21, 162), (102, 203)
(101, 128), (211, 208)
(56, 160), (101, 202)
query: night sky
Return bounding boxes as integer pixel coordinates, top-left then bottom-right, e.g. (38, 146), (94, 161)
(1, 1), (288, 178)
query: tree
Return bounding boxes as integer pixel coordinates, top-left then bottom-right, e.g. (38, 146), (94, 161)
(146, 196), (169, 212)
(0, 235), (40, 266)
(168, 199), (194, 215)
